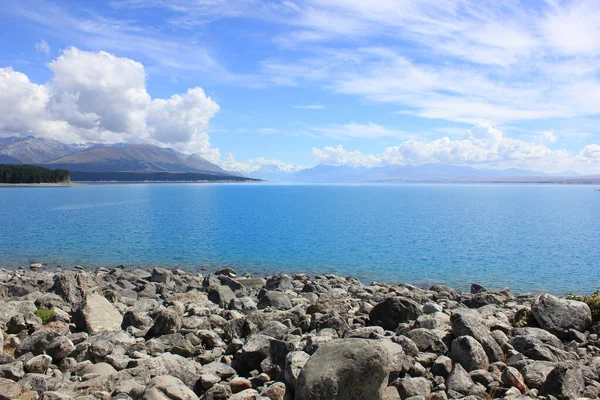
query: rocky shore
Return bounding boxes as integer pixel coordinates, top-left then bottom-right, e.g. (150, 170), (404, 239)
(0, 266), (598, 400)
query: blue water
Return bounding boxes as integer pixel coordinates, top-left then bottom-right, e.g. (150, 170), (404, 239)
(0, 183), (599, 294)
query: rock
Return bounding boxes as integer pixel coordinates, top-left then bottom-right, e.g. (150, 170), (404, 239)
(265, 274), (293, 291)
(15, 331), (60, 357)
(257, 291), (292, 310)
(432, 356), (452, 377)
(19, 373), (57, 394)
(150, 268), (173, 284)
(7, 313), (42, 334)
(449, 336), (489, 372)
(539, 365), (584, 400)
(501, 366), (527, 393)
(395, 377), (432, 399)
(450, 308), (503, 362)
(405, 329), (448, 354)
(40, 392), (74, 400)
(508, 336), (567, 362)
(229, 377), (253, 393)
(307, 290), (353, 315)
(446, 363), (474, 394)
(370, 297), (422, 330)
(0, 300), (36, 325)
(470, 284), (487, 294)
(47, 336), (75, 361)
(24, 355), (51, 374)
(0, 377), (22, 399)
(147, 307), (183, 337)
(206, 285), (235, 308)
(512, 327), (563, 349)
(241, 334), (272, 370)
(261, 382), (286, 400)
(423, 302), (443, 314)
(295, 338), (393, 400)
(284, 351), (310, 390)
(531, 293), (592, 338)
(229, 389), (261, 400)
(469, 369), (494, 386)
(143, 375), (198, 400)
(0, 361), (24, 381)
(202, 383), (232, 400)
(74, 293), (123, 335)
(521, 361), (557, 389)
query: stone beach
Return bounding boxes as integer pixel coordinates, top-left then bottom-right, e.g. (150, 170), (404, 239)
(0, 265), (598, 400)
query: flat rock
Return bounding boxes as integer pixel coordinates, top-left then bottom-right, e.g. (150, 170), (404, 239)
(75, 293), (123, 335)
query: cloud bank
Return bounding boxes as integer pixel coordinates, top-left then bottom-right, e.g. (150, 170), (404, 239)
(0, 47), (220, 160)
(313, 124), (600, 174)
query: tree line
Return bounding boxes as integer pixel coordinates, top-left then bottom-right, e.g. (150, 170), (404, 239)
(0, 164), (70, 184)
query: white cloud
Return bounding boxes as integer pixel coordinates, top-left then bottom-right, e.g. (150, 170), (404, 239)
(540, 131), (557, 145)
(294, 104), (326, 110)
(220, 153), (305, 173)
(35, 38), (50, 55)
(312, 145), (381, 168)
(312, 122), (407, 140)
(312, 123), (600, 174)
(0, 47), (220, 158)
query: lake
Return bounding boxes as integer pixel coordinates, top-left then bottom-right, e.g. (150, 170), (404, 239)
(0, 183), (598, 294)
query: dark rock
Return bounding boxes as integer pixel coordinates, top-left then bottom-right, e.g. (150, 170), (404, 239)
(257, 291), (292, 310)
(532, 294), (592, 338)
(449, 336), (489, 372)
(370, 297), (422, 330)
(265, 274), (293, 291)
(406, 329), (448, 355)
(0, 361), (24, 381)
(539, 365), (584, 400)
(470, 284), (487, 294)
(15, 331), (60, 357)
(450, 308), (503, 362)
(47, 336), (75, 361)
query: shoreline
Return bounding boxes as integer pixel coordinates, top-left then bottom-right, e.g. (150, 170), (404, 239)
(0, 265), (597, 399)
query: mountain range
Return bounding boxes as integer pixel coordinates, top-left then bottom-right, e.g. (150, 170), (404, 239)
(1, 136), (594, 183)
(0, 136), (245, 181)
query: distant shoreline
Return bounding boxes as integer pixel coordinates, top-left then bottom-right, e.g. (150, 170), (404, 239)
(0, 182), (82, 187)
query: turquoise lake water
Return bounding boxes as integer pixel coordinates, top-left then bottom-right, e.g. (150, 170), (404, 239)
(0, 183), (598, 293)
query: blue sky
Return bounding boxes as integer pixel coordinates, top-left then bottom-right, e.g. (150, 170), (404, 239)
(1, 0), (600, 173)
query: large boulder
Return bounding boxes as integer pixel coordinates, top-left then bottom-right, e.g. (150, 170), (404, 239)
(450, 336), (489, 372)
(143, 375), (198, 400)
(257, 291), (292, 311)
(0, 301), (36, 325)
(539, 365), (584, 400)
(531, 294), (592, 338)
(73, 293), (123, 335)
(370, 297), (422, 330)
(295, 338), (393, 400)
(450, 308), (503, 362)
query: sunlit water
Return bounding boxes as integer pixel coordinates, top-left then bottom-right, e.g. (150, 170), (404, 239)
(1, 183), (599, 294)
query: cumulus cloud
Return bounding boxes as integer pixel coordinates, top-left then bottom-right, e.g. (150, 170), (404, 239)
(0, 47), (220, 158)
(312, 123), (600, 174)
(220, 153), (306, 173)
(35, 39), (50, 55)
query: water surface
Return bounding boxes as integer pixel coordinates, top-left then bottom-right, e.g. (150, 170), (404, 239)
(0, 183), (598, 294)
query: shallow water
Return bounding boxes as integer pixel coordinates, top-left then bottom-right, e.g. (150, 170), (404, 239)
(1, 183), (599, 294)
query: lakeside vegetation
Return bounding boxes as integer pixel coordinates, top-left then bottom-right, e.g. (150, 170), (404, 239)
(0, 164), (70, 184)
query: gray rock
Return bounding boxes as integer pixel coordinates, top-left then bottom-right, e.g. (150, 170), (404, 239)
(47, 336), (75, 361)
(202, 383), (232, 400)
(24, 354), (51, 374)
(241, 334), (272, 370)
(74, 293), (123, 335)
(257, 291), (292, 310)
(295, 338), (393, 400)
(143, 375), (198, 400)
(206, 285), (235, 308)
(19, 373), (57, 393)
(0, 377), (22, 398)
(148, 307), (183, 337)
(406, 329), (448, 354)
(307, 290), (353, 315)
(432, 356), (452, 377)
(521, 361), (557, 389)
(370, 297), (422, 330)
(7, 312), (42, 334)
(150, 268), (173, 284)
(265, 274), (293, 291)
(539, 365), (584, 400)
(423, 302), (443, 314)
(450, 336), (489, 372)
(450, 308), (503, 362)
(0, 300), (36, 325)
(508, 336), (569, 362)
(395, 377), (432, 399)
(284, 351), (310, 390)
(15, 331), (60, 357)
(446, 363), (474, 394)
(0, 361), (24, 381)
(531, 293), (592, 338)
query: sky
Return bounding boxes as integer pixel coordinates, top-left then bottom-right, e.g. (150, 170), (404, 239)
(1, 0), (600, 174)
